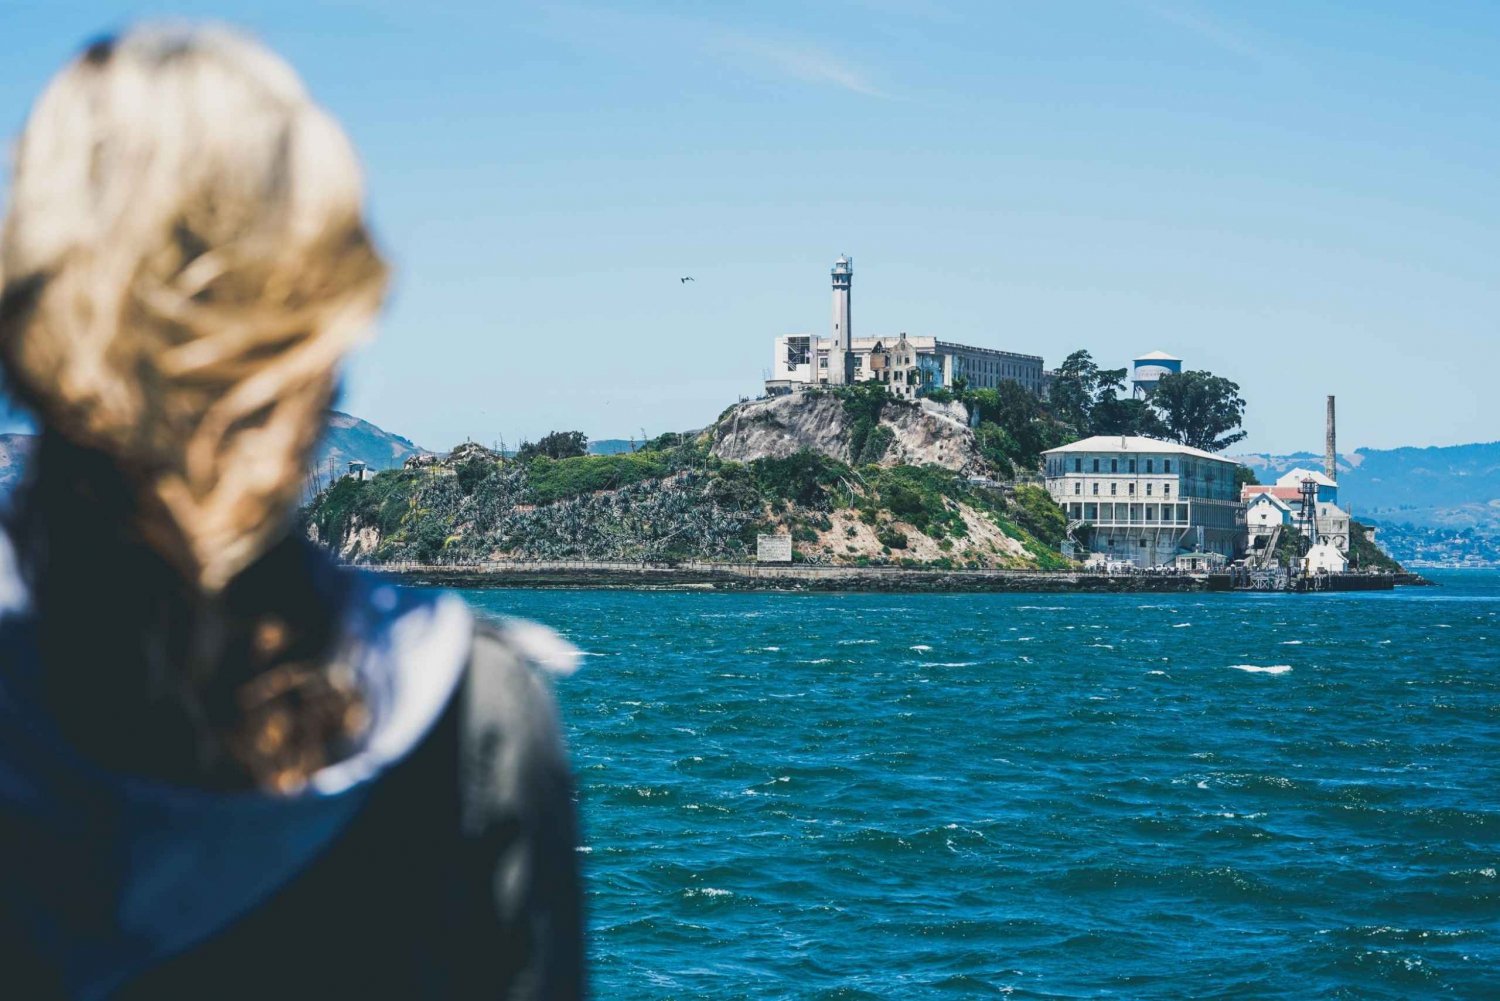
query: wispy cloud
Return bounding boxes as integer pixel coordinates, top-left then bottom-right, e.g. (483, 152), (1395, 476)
(1138, 1), (1266, 63)
(711, 33), (885, 98)
(532, 4), (886, 98)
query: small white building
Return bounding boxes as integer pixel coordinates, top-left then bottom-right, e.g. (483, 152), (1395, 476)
(1044, 435), (1246, 568)
(1303, 541), (1349, 574)
(1245, 491), (1294, 543)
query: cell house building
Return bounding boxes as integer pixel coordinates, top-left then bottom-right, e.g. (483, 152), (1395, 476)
(1044, 435), (1247, 568)
(766, 256), (1045, 399)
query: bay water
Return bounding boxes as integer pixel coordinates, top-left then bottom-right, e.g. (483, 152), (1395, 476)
(456, 572), (1498, 999)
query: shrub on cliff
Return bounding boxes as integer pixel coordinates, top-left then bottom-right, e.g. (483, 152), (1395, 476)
(1011, 484), (1067, 548)
(516, 430), (588, 461)
(527, 451), (671, 504)
(836, 382), (897, 465)
(750, 450), (845, 510)
(1348, 521), (1403, 572)
(864, 465), (967, 540)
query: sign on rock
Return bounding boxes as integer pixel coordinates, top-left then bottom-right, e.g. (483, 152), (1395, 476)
(757, 534), (793, 563)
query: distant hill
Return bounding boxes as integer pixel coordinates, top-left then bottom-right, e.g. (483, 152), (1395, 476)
(1235, 440), (1500, 534)
(588, 439), (637, 456)
(315, 411), (428, 476)
(0, 412), (426, 499)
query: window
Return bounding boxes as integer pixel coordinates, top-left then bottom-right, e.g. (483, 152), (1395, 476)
(1111, 459), (1118, 473)
(1110, 483), (1117, 495)
(1146, 459), (1153, 473)
(1093, 459), (1100, 472)
(1164, 483), (1171, 497)
(1074, 458), (1082, 473)
(1146, 483), (1153, 496)
(1164, 460), (1172, 473)
(1092, 483), (1099, 495)
(1129, 459), (1136, 473)
(1128, 483), (1136, 495)
(1074, 482), (1081, 495)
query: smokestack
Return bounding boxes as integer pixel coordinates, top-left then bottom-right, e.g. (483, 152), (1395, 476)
(1324, 395), (1337, 482)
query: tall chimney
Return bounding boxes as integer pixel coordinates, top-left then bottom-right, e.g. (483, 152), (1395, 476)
(1324, 395), (1337, 482)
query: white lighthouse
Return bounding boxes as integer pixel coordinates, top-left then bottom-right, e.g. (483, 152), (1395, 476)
(829, 255), (853, 385)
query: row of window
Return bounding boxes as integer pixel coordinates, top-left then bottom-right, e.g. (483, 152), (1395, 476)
(1067, 502), (1192, 523)
(1074, 480), (1171, 497)
(956, 356), (1037, 380)
(1064, 456), (1174, 475)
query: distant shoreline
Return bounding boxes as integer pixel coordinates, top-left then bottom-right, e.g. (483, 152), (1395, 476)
(359, 559), (1429, 593)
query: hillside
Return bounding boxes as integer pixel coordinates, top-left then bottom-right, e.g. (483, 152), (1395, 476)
(0, 411), (425, 500)
(1236, 440), (1500, 533)
(303, 390), (1070, 569)
(316, 411), (428, 473)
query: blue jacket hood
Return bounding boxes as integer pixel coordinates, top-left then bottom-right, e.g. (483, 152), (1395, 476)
(0, 534), (473, 999)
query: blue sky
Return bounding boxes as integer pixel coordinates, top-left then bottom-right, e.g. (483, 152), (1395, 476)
(2, 1), (1498, 454)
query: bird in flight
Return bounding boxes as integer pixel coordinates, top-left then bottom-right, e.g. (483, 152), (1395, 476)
(680, 276), (694, 283)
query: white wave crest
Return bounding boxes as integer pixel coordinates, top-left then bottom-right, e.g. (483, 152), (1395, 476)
(1228, 664), (1292, 674)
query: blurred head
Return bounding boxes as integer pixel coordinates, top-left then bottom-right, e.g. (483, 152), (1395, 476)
(0, 25), (387, 592)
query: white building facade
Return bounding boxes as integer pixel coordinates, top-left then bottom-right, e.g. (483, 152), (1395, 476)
(1044, 436), (1246, 568)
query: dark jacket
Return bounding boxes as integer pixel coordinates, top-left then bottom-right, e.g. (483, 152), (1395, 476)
(0, 542), (584, 1000)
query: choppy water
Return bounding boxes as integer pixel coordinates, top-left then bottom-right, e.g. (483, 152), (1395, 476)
(456, 572), (1499, 999)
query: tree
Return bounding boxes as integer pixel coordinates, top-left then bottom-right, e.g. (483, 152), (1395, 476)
(1234, 465), (1260, 490)
(1148, 370), (1248, 452)
(517, 430), (589, 461)
(1048, 350), (1127, 436)
(1090, 395), (1167, 438)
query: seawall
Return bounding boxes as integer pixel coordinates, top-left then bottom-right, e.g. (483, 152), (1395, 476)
(364, 559), (1224, 593)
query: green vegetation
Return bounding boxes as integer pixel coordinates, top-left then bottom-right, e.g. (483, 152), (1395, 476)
(1348, 521), (1404, 572)
(1011, 484), (1067, 549)
(1274, 526), (1310, 564)
(302, 423), (1072, 569)
(1148, 371), (1248, 453)
(861, 465), (968, 540)
(836, 382), (900, 465)
(954, 349), (1248, 478)
(516, 429), (588, 461)
(527, 451), (671, 504)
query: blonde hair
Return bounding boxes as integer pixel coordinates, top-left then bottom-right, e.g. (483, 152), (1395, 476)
(0, 26), (387, 592)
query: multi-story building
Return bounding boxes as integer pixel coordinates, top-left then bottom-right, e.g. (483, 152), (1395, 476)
(1044, 435), (1246, 567)
(765, 257), (1045, 397)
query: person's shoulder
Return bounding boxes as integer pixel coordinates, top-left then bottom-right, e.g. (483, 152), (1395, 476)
(467, 618), (580, 701)
(459, 619), (580, 784)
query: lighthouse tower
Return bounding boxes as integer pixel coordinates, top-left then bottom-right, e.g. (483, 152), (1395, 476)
(829, 255), (853, 385)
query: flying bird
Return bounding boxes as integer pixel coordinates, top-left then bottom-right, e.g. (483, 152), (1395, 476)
(680, 276), (694, 283)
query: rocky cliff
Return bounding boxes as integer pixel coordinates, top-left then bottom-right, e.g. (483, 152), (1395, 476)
(304, 393), (1070, 570)
(710, 391), (985, 474)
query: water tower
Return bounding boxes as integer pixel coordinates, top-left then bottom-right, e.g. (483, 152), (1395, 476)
(1131, 350), (1182, 398)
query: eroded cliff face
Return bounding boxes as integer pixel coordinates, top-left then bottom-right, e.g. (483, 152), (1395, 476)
(710, 392), (985, 473)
